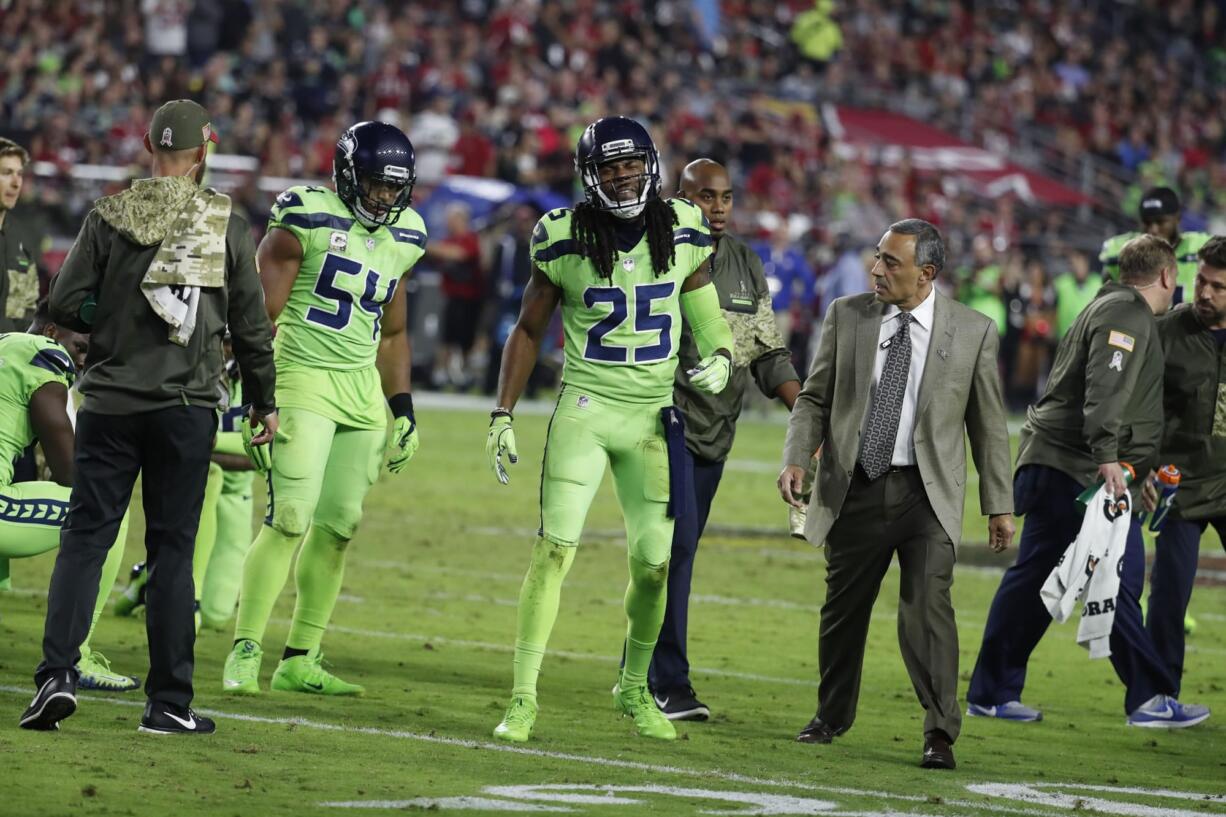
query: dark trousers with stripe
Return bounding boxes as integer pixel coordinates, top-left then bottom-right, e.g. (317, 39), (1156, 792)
(968, 465), (1176, 714)
(1146, 512), (1226, 697)
(649, 449), (725, 693)
(37, 407), (215, 708)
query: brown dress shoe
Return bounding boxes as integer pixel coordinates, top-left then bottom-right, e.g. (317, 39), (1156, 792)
(921, 730), (956, 769)
(796, 716), (837, 744)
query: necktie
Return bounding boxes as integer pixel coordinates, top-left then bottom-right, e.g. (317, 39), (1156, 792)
(859, 312), (913, 480)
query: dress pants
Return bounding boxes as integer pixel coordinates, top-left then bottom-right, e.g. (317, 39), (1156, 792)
(817, 465), (961, 742)
(37, 406), (215, 708)
(968, 464), (1176, 714)
(1146, 512), (1226, 697)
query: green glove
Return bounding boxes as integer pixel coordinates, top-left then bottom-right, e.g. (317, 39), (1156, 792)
(486, 414), (517, 485)
(241, 416), (279, 474)
(387, 415), (419, 473)
(687, 354), (731, 394)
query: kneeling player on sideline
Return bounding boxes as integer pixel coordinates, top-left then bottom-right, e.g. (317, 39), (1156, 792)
(223, 121), (426, 696)
(625, 158), (800, 721)
(486, 117), (734, 742)
(0, 301), (138, 692)
(1142, 236), (1226, 697)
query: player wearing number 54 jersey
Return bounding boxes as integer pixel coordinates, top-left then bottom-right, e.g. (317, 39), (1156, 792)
(486, 117), (735, 742)
(223, 122), (425, 696)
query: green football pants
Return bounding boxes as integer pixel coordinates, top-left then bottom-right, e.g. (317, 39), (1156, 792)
(198, 470), (255, 627)
(539, 390), (674, 563)
(0, 480), (129, 651)
(510, 389), (675, 700)
(234, 406), (383, 648)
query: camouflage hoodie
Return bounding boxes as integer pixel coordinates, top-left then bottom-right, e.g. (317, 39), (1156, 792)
(47, 175), (275, 415)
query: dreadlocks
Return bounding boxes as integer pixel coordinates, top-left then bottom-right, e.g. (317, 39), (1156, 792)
(572, 198), (677, 280)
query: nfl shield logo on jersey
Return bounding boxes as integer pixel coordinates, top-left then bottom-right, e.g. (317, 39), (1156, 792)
(330, 231), (348, 252)
(366, 238), (376, 250)
(621, 257), (635, 272)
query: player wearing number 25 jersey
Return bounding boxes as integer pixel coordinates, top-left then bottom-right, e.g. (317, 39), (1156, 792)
(486, 116), (735, 743)
(224, 121), (425, 697)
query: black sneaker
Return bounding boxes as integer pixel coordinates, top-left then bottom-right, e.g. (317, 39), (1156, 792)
(653, 686), (710, 721)
(20, 671), (77, 730)
(138, 701), (216, 735)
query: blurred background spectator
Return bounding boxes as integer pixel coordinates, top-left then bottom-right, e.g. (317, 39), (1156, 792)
(3, 0), (1224, 398)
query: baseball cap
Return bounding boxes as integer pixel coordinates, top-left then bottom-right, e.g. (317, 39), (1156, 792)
(149, 99), (220, 151)
(1138, 187), (1180, 222)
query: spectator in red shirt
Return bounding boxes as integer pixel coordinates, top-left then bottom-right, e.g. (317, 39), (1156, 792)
(428, 203), (485, 388)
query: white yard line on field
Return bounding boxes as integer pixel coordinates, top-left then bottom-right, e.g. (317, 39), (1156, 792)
(0, 684), (1065, 817)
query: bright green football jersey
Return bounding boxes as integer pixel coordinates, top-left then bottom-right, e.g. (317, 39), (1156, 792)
(1099, 230), (1210, 304)
(531, 199), (714, 404)
(268, 185), (427, 372)
(0, 333), (75, 485)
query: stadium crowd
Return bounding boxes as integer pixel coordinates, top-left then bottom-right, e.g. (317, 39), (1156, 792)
(2, 0), (1226, 399)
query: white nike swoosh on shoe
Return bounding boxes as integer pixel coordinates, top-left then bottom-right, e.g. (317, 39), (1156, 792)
(164, 712), (196, 730)
(223, 680), (245, 688)
(1141, 705), (1175, 719)
(654, 696), (669, 708)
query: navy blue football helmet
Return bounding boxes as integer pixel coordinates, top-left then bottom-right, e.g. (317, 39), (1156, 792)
(333, 121), (416, 228)
(575, 116), (661, 220)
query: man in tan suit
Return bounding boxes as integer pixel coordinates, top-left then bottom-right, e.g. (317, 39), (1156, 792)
(778, 219), (1014, 769)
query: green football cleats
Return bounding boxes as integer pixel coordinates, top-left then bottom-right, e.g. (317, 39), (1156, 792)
(493, 696), (538, 743)
(76, 647), (140, 692)
(614, 684), (676, 740)
(222, 639), (263, 695)
(270, 649), (364, 696)
(113, 561), (148, 617)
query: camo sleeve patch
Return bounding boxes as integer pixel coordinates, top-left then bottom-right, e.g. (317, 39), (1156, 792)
(1215, 383), (1226, 438)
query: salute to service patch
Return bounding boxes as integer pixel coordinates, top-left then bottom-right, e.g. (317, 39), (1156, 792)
(1107, 330), (1135, 352)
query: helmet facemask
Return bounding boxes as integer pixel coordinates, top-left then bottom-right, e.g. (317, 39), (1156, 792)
(580, 150), (661, 220)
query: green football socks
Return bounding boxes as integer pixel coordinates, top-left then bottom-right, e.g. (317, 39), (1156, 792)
(233, 524), (299, 644)
(510, 537), (576, 702)
(286, 525), (349, 653)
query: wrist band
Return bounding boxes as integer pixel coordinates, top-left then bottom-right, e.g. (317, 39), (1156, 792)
(388, 392), (415, 420)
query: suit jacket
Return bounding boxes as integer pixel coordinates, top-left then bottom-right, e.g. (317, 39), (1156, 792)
(783, 290), (1013, 547)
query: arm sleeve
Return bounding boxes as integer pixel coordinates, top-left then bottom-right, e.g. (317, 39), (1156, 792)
(783, 298), (837, 468)
(679, 282), (734, 359)
(964, 323), (1014, 515)
(225, 218), (277, 412)
(1083, 309), (1148, 464)
(746, 254), (799, 397)
(49, 211), (106, 331)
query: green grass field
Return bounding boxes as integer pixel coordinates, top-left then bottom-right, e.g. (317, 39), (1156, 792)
(1, 402), (1224, 817)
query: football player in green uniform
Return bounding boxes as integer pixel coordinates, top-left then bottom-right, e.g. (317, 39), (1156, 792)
(486, 117), (735, 742)
(0, 303), (138, 691)
(1100, 187), (1210, 305)
(223, 122), (425, 695)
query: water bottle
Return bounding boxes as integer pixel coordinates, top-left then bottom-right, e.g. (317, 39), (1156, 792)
(1076, 462), (1135, 507)
(1139, 464), (1181, 532)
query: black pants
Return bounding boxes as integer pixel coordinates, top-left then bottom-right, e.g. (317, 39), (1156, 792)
(1146, 512), (1226, 697)
(968, 465), (1174, 714)
(650, 449), (725, 693)
(37, 406), (215, 708)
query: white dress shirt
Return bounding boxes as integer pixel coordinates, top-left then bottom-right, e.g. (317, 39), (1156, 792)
(864, 287), (935, 466)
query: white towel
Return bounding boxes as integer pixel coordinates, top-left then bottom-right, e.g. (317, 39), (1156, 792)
(1040, 485), (1131, 658)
